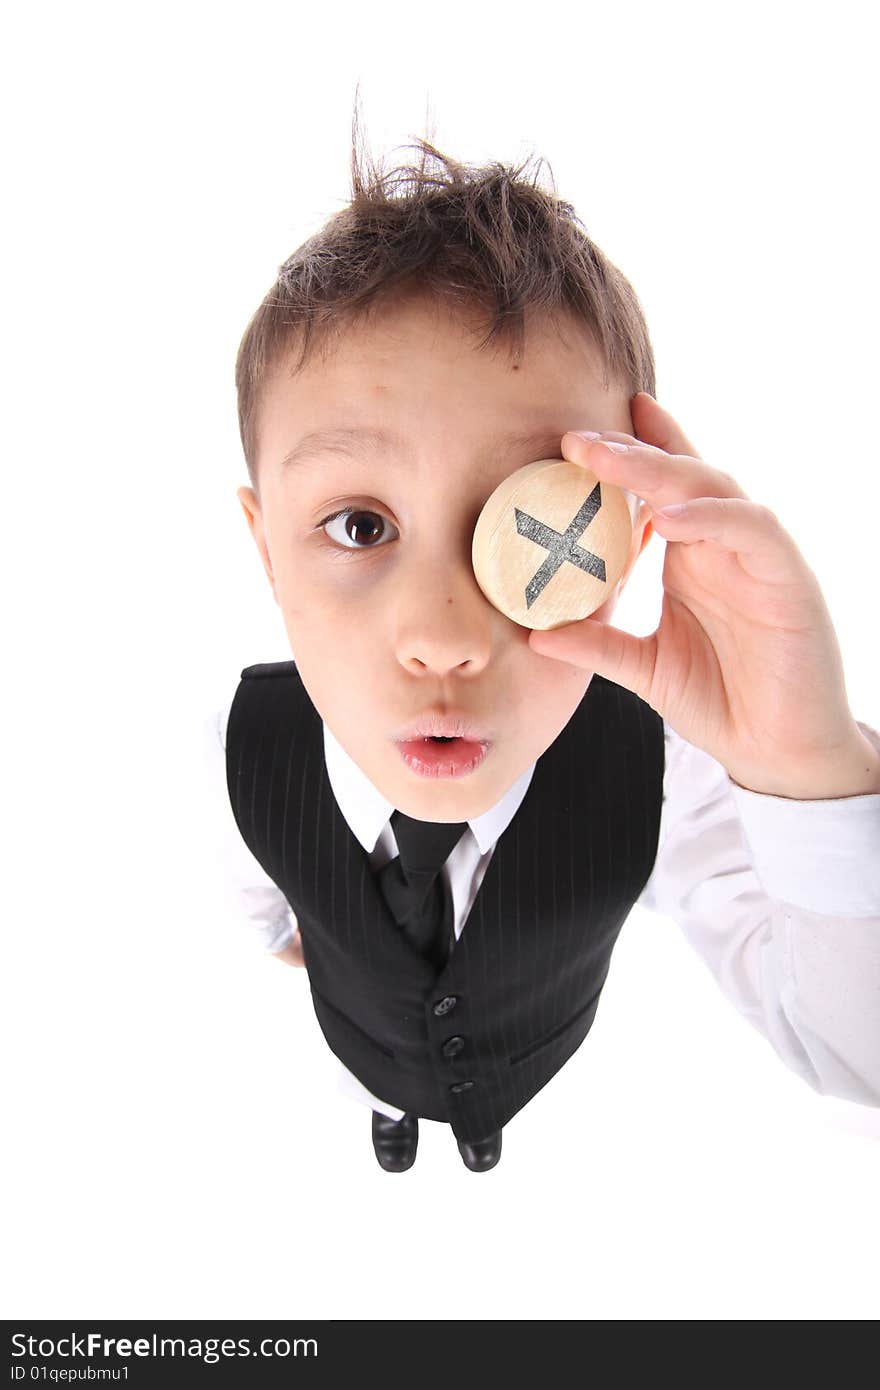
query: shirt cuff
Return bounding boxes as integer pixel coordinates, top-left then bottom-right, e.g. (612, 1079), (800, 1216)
(728, 721), (880, 916)
(258, 913), (296, 954)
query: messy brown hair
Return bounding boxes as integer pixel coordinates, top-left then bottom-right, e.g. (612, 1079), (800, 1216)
(235, 100), (656, 498)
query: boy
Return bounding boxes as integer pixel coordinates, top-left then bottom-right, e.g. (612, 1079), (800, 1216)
(208, 129), (880, 1173)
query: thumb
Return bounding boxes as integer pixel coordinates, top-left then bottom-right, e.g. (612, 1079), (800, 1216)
(529, 619), (657, 704)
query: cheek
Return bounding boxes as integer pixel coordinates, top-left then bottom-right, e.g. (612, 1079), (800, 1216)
(513, 643), (593, 732)
(280, 597), (373, 663)
(275, 558), (368, 628)
(281, 599), (381, 720)
(275, 566), (388, 692)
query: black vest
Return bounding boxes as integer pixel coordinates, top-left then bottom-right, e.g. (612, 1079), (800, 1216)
(226, 661), (664, 1143)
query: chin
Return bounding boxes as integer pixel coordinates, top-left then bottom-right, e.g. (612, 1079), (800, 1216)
(397, 788), (493, 823)
(393, 759), (511, 822)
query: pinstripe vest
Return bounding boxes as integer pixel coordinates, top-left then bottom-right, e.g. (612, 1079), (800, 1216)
(226, 660), (664, 1144)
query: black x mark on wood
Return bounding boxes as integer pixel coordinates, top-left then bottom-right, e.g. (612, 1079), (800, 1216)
(514, 481), (606, 609)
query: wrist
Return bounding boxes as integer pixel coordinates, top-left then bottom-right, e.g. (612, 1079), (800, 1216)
(730, 729), (880, 800)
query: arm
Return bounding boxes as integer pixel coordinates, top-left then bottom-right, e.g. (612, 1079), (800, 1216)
(528, 394), (880, 1103)
(203, 701), (304, 966)
(640, 720), (880, 1105)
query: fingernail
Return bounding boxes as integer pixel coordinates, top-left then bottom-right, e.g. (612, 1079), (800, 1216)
(574, 430), (602, 441)
(657, 503), (686, 517)
(602, 441), (629, 452)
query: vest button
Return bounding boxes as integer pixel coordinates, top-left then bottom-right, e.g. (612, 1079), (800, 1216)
(442, 1035), (465, 1058)
(433, 995), (458, 1016)
(449, 1080), (475, 1094)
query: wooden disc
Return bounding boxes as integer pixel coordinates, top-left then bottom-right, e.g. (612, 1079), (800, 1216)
(472, 459), (633, 630)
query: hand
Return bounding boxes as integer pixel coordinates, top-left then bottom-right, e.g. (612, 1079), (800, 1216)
(528, 393), (880, 799)
(273, 930), (305, 967)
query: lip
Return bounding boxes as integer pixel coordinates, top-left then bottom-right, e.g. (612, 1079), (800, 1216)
(395, 736), (491, 779)
(395, 710), (493, 741)
(393, 709), (493, 780)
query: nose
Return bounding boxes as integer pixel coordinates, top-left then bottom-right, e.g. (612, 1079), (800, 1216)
(393, 551), (495, 678)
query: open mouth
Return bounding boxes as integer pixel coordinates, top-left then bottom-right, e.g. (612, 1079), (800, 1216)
(396, 734), (491, 779)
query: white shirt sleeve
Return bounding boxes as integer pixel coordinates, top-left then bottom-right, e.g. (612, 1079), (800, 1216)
(203, 702), (297, 954)
(639, 719), (880, 1107)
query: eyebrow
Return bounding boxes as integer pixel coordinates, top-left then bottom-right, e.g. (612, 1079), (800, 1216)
(278, 425), (568, 472)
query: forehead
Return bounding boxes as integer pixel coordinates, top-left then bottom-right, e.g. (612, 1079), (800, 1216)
(256, 295), (629, 482)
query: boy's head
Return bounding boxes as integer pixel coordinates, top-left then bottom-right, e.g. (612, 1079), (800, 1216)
(234, 122), (656, 823)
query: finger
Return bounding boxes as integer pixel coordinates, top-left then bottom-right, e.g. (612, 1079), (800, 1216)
(630, 392), (702, 458)
(560, 431), (748, 512)
(588, 428), (645, 446)
(652, 496), (800, 583)
(528, 618), (657, 704)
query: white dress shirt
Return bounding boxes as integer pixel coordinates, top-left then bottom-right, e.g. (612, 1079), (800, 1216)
(204, 700), (880, 1119)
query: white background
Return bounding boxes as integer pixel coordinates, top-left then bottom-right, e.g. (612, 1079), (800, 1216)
(3, 0), (878, 1321)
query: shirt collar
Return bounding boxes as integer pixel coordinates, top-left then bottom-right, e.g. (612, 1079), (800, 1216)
(322, 722), (534, 855)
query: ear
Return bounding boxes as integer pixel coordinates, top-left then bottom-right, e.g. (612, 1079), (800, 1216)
(237, 486), (278, 603)
(615, 508), (653, 594)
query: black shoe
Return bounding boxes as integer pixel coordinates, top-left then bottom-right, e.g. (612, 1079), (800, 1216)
(457, 1129), (502, 1171)
(372, 1111), (418, 1172)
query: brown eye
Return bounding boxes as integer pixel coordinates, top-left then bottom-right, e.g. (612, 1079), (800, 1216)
(347, 512), (381, 545)
(322, 508), (399, 550)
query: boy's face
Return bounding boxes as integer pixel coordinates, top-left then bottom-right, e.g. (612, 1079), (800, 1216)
(238, 292), (651, 823)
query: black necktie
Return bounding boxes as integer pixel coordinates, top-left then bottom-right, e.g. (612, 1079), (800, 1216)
(376, 810), (469, 969)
